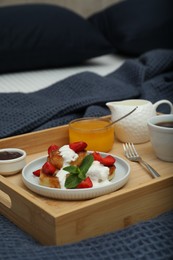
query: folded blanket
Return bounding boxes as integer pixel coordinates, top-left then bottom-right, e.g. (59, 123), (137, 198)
(0, 49), (173, 138)
(0, 210), (173, 260)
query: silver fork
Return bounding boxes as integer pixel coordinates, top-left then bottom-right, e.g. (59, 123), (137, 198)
(123, 143), (160, 178)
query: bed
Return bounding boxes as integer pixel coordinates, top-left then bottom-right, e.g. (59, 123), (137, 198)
(0, 0), (173, 259)
(0, 54), (125, 93)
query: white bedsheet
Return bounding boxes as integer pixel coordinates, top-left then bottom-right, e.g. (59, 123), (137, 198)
(0, 54), (125, 93)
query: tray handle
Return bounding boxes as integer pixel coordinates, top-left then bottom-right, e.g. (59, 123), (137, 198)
(0, 175), (47, 220)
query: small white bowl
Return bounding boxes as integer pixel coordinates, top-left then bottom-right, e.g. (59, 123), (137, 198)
(0, 148), (26, 176)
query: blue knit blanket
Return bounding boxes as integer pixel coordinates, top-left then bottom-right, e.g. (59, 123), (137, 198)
(0, 211), (173, 260)
(0, 49), (173, 138)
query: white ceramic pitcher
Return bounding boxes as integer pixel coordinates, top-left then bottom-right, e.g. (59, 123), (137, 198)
(106, 99), (173, 143)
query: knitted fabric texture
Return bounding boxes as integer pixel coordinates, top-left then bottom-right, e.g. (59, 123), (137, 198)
(1, 49), (173, 259)
(0, 211), (173, 260)
(0, 49), (173, 138)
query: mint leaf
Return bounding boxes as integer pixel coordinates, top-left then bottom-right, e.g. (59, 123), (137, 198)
(78, 170), (85, 180)
(64, 154), (94, 189)
(65, 174), (81, 189)
(80, 154), (94, 175)
(63, 165), (79, 175)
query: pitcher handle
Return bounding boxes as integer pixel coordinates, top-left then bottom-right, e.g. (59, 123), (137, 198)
(153, 99), (173, 114)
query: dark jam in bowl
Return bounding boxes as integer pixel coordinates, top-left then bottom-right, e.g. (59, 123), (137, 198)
(0, 151), (23, 160)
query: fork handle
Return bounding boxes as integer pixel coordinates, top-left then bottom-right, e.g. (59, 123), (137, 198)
(139, 159), (160, 178)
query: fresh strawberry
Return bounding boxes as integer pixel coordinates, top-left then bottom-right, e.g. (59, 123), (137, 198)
(93, 152), (116, 166)
(33, 169), (40, 177)
(77, 177), (93, 189)
(42, 162), (56, 175)
(48, 144), (59, 155)
(69, 141), (87, 153)
(101, 155), (116, 166)
(92, 151), (103, 163)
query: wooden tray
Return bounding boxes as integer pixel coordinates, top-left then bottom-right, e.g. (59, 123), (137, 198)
(0, 125), (173, 245)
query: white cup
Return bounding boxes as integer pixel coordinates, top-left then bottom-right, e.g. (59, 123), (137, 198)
(147, 114), (173, 162)
(106, 99), (173, 144)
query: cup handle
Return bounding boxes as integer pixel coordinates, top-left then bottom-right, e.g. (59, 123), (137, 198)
(153, 99), (173, 114)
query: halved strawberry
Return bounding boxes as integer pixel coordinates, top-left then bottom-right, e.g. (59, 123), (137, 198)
(92, 151), (103, 163)
(69, 141), (87, 153)
(93, 151), (116, 166)
(48, 144), (59, 155)
(33, 169), (40, 177)
(42, 162), (56, 175)
(77, 177), (93, 188)
(101, 155), (116, 166)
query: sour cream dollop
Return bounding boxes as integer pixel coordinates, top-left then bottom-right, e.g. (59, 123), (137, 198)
(56, 169), (69, 189)
(86, 161), (110, 187)
(59, 145), (78, 166)
(56, 145), (78, 188)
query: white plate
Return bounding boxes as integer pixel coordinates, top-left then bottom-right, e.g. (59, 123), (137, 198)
(22, 152), (130, 200)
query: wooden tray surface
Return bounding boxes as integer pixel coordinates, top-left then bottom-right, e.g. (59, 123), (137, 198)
(0, 124), (173, 245)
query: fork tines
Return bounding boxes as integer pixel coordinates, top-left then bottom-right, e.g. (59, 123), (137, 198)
(123, 143), (138, 158)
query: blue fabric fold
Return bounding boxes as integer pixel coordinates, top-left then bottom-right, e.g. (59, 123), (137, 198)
(0, 211), (173, 260)
(0, 49), (173, 138)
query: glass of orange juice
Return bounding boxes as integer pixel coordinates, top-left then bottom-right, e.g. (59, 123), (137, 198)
(69, 117), (115, 152)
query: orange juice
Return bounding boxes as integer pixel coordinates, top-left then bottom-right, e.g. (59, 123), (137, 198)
(69, 118), (115, 152)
